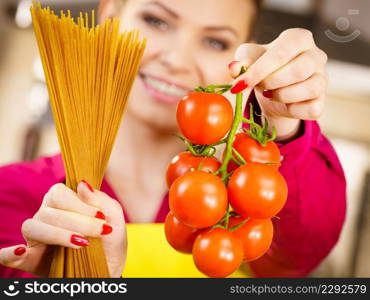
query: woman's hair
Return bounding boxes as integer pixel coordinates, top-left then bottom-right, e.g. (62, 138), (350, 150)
(110, 0), (263, 41)
(250, 0), (263, 40)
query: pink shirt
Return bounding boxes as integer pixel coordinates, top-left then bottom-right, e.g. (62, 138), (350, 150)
(0, 100), (346, 278)
(0, 153), (170, 278)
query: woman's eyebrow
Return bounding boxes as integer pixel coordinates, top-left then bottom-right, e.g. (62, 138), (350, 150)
(204, 26), (239, 38)
(146, 1), (179, 19)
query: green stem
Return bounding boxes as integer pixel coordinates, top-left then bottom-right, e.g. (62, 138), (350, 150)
(195, 84), (232, 94)
(231, 156), (243, 166)
(241, 105), (277, 147)
(224, 205), (230, 228)
(215, 92), (244, 180)
(209, 138), (227, 147)
(242, 117), (255, 125)
(232, 147), (247, 165)
(184, 140), (198, 156)
(229, 217), (250, 231)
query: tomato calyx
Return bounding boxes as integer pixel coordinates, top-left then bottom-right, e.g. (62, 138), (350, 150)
(228, 217), (250, 232)
(194, 84), (232, 94)
(211, 211), (238, 230)
(173, 133), (226, 157)
(242, 104), (277, 147)
(210, 210), (250, 233)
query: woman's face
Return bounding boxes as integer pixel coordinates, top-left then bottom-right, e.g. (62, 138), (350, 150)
(109, 0), (254, 132)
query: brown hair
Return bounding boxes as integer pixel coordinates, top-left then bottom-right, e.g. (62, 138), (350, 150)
(249, 0), (263, 40)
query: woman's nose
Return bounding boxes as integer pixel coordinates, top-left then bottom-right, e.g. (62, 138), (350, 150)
(159, 36), (194, 74)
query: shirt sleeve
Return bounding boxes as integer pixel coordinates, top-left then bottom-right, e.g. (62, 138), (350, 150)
(0, 156), (62, 278)
(248, 120), (347, 277)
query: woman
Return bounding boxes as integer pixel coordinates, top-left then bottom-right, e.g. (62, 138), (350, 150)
(0, 0), (345, 277)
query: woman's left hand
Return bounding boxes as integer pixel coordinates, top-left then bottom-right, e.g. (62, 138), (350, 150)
(229, 28), (328, 142)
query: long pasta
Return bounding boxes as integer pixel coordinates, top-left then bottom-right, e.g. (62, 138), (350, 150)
(30, 1), (146, 277)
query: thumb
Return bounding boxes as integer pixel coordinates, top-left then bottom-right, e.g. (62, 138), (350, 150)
(229, 43), (266, 78)
(0, 243), (51, 276)
(0, 244), (28, 269)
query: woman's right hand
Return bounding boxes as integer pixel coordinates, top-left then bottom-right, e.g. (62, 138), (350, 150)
(0, 181), (127, 277)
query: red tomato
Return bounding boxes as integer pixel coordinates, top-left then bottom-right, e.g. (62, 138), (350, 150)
(176, 91), (233, 145)
(228, 216), (273, 262)
(169, 171), (228, 228)
(227, 132), (281, 172)
(228, 162), (288, 218)
(192, 228), (243, 278)
(164, 212), (201, 254)
(166, 152), (221, 188)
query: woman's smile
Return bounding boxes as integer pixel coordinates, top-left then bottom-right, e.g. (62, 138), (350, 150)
(139, 72), (192, 104)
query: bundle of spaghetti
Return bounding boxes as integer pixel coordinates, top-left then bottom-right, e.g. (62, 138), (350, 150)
(30, 2), (146, 277)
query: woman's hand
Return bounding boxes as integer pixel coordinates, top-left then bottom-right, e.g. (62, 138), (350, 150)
(0, 181), (126, 277)
(229, 28), (328, 142)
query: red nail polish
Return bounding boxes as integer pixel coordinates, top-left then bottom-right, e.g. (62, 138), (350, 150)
(228, 60), (239, 69)
(71, 234), (89, 246)
(263, 89), (273, 98)
(231, 80), (248, 94)
(95, 211), (106, 220)
(14, 246), (26, 256)
(81, 180), (94, 193)
(101, 224), (113, 235)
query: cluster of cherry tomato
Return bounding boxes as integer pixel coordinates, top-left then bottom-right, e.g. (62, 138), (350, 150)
(164, 85), (288, 278)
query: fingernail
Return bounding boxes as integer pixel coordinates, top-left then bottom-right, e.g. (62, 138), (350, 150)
(228, 61), (245, 78)
(231, 80), (248, 94)
(263, 89), (273, 98)
(14, 246), (26, 256)
(70, 234), (89, 246)
(101, 224), (113, 235)
(228, 60), (239, 69)
(95, 210), (106, 220)
(81, 180), (94, 193)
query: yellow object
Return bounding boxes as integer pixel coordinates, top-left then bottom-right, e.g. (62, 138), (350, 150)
(123, 224), (251, 278)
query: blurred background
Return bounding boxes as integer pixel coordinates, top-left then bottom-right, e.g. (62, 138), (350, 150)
(0, 0), (369, 277)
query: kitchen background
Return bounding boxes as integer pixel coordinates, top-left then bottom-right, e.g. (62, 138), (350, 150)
(0, 0), (369, 277)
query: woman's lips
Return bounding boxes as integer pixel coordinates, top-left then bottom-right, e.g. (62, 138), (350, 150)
(140, 73), (191, 104)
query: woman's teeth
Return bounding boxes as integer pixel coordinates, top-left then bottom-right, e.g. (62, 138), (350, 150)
(144, 76), (188, 98)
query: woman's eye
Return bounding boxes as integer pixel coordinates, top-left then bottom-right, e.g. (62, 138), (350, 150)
(203, 38), (229, 51)
(142, 14), (169, 31)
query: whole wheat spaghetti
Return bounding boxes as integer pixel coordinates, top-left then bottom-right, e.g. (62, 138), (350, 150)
(30, 2), (146, 277)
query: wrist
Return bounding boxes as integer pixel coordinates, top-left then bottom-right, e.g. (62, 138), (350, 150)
(109, 262), (125, 278)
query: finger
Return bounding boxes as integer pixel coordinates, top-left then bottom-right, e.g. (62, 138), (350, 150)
(286, 95), (325, 120)
(232, 28), (315, 93)
(77, 180), (103, 210)
(21, 218), (89, 249)
(78, 181), (125, 227)
(94, 190), (126, 226)
(259, 48), (326, 90)
(234, 43), (266, 65)
(44, 183), (104, 220)
(266, 73), (328, 103)
(229, 44), (266, 78)
(0, 244), (28, 269)
(35, 206), (112, 237)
